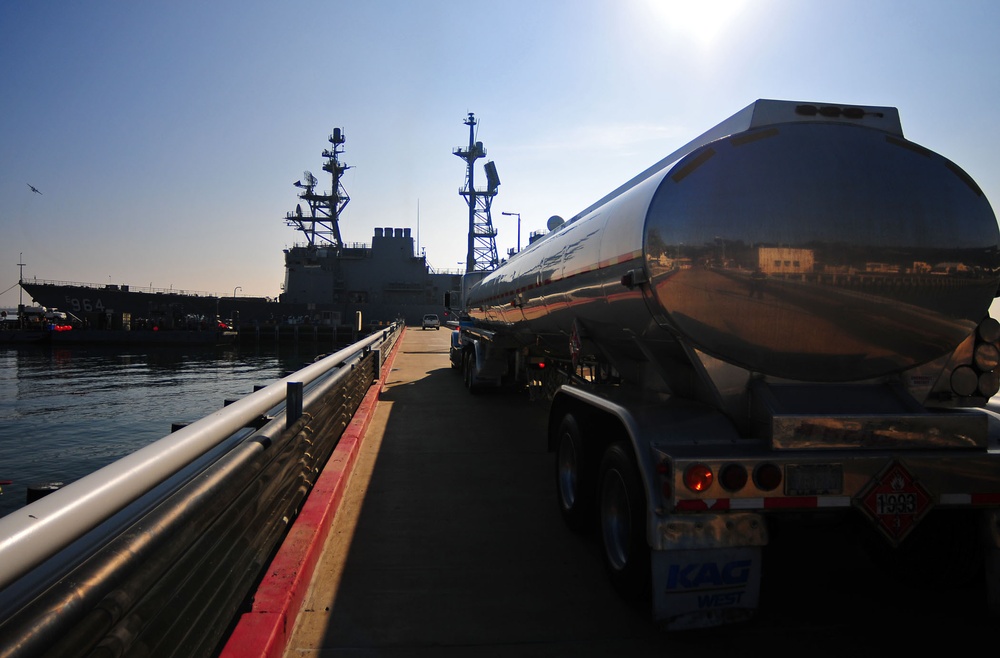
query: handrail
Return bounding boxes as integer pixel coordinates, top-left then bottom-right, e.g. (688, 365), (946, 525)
(21, 278), (224, 298)
(0, 350), (387, 657)
(0, 326), (394, 591)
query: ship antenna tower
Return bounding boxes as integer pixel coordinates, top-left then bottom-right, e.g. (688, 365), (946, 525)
(286, 127), (351, 248)
(454, 113), (500, 273)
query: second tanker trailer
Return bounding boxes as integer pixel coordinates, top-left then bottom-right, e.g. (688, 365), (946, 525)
(454, 99), (1000, 629)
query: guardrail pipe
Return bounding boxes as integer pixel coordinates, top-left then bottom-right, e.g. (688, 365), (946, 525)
(0, 326), (393, 591)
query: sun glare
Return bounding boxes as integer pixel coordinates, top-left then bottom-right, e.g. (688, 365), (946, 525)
(641, 0), (750, 47)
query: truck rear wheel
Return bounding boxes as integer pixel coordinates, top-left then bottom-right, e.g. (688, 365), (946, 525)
(554, 413), (593, 532)
(463, 352), (480, 394)
(599, 441), (651, 605)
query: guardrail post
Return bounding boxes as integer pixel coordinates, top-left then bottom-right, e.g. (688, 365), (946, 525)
(286, 382), (303, 429)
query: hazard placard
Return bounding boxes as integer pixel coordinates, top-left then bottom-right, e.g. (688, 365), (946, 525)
(858, 461), (932, 545)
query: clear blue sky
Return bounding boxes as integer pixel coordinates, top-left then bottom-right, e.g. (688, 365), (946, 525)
(3, 0), (1000, 311)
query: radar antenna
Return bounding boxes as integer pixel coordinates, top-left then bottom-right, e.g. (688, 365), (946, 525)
(285, 128), (351, 248)
(454, 113), (500, 273)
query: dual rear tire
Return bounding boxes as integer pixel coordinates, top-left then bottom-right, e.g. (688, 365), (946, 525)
(598, 442), (650, 603)
(554, 413), (650, 603)
(462, 352), (480, 394)
(554, 414), (592, 532)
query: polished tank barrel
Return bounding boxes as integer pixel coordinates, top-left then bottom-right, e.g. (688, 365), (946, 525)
(466, 101), (1000, 382)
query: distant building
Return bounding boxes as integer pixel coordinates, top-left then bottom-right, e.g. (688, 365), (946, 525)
(865, 262), (900, 274)
(758, 247), (815, 275)
(933, 262), (972, 275)
(656, 254), (693, 270)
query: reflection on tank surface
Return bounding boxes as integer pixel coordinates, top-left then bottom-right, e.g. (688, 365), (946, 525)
(644, 123), (999, 382)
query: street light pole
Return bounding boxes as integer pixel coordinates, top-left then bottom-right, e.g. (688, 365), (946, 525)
(501, 212), (521, 253)
(17, 253), (25, 328)
(17, 253), (25, 309)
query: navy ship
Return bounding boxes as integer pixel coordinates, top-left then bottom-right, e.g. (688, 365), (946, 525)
(20, 128), (463, 332)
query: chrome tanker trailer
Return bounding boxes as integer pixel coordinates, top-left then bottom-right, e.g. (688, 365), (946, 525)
(454, 99), (1000, 629)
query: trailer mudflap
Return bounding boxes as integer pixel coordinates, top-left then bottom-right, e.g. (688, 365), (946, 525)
(987, 509), (1000, 616)
(652, 546), (761, 630)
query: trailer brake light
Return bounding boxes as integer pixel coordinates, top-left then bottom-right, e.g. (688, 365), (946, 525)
(979, 317), (1000, 342)
(720, 464), (748, 492)
(951, 316), (1000, 398)
(684, 464), (713, 492)
(974, 343), (999, 371)
(794, 104), (872, 119)
(653, 456), (673, 502)
(754, 463), (782, 492)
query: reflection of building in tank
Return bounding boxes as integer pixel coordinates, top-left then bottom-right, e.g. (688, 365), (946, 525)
(655, 254), (694, 270)
(866, 262), (901, 274)
(758, 247), (815, 275)
(933, 262), (973, 275)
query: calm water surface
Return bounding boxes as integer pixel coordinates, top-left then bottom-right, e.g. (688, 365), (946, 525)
(0, 343), (328, 518)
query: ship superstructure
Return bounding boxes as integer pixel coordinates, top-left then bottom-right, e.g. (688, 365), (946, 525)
(20, 126), (463, 331)
(279, 127), (462, 326)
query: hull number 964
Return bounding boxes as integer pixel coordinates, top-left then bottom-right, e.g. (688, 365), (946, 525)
(66, 298), (105, 313)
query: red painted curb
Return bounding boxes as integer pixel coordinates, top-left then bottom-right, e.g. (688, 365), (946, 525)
(220, 328), (406, 658)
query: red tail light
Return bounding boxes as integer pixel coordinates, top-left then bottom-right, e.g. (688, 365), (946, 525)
(684, 464), (713, 492)
(754, 463), (782, 492)
(720, 464), (748, 491)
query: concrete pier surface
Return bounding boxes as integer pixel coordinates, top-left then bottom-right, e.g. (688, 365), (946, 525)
(279, 327), (669, 656)
(252, 326), (992, 657)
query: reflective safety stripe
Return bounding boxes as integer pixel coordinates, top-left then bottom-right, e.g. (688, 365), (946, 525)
(677, 493), (1000, 511)
(676, 496), (851, 511)
(940, 493), (1000, 505)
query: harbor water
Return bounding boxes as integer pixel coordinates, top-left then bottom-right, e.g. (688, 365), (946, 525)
(0, 343), (329, 519)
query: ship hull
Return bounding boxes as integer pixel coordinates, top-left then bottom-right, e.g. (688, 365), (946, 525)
(22, 227), (463, 331)
(20, 281), (302, 328)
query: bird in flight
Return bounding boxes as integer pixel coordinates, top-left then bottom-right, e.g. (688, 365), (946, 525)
(27, 184), (42, 195)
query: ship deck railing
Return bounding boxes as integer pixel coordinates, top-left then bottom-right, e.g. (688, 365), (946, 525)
(23, 278), (225, 298)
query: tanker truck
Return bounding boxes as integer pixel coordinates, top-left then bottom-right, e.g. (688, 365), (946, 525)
(453, 99), (1000, 629)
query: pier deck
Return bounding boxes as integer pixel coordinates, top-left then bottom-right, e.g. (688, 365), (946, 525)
(270, 327), (669, 656)
(229, 327), (993, 657)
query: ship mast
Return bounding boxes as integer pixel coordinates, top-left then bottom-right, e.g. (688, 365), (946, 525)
(454, 113), (500, 273)
(285, 128), (351, 248)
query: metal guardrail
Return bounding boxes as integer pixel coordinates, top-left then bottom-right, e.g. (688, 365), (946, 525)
(0, 323), (402, 657)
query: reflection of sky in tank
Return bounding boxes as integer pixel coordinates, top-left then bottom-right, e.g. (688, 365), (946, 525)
(646, 124), (999, 259)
